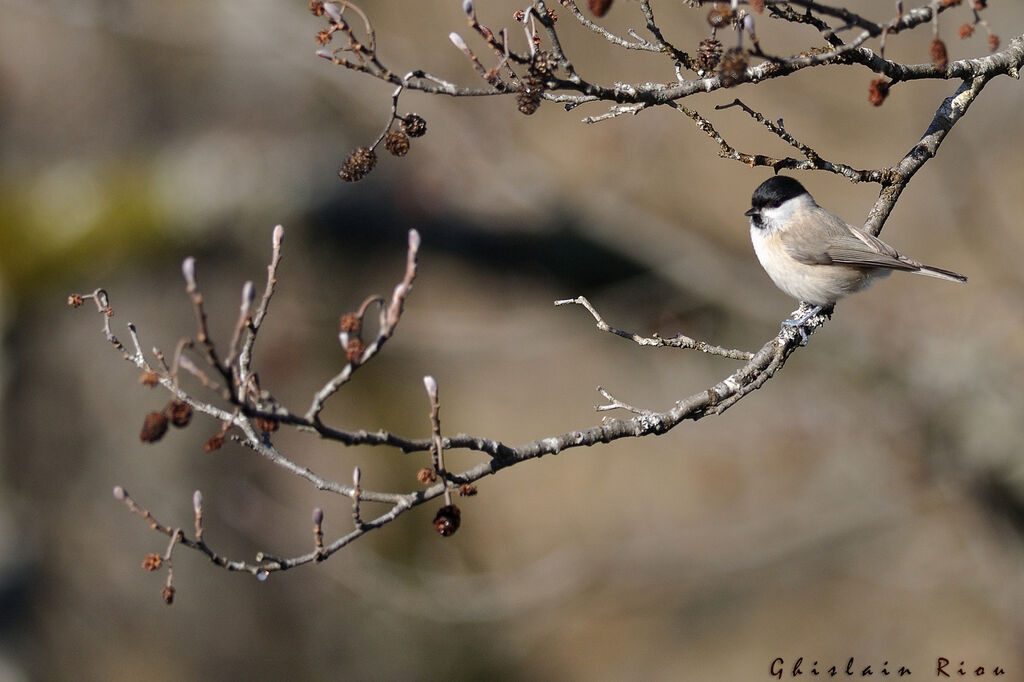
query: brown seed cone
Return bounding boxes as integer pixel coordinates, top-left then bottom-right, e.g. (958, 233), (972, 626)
(400, 113), (427, 138)
(338, 147), (377, 182)
(517, 70), (544, 115)
(167, 400), (193, 428)
(695, 38), (722, 74)
(868, 78), (890, 106)
(433, 504), (461, 537)
(718, 48), (748, 87)
(385, 130), (411, 157)
(140, 412), (169, 443)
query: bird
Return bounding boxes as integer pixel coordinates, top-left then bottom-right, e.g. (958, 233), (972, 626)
(745, 175), (966, 343)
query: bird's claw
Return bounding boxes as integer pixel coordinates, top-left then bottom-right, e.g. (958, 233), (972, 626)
(781, 304), (827, 346)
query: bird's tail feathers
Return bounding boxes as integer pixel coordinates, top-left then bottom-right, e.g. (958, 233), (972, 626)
(916, 264), (967, 283)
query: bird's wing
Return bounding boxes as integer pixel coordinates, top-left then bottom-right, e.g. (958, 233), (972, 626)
(783, 213), (919, 272)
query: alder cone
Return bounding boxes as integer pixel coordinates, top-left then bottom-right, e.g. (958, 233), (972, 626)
(433, 504), (461, 537)
(588, 0), (612, 18)
(140, 412), (169, 443)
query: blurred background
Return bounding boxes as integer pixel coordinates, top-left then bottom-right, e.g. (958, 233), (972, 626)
(2, 0), (1023, 679)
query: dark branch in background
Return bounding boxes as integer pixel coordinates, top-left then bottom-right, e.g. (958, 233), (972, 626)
(67, 0), (1023, 601)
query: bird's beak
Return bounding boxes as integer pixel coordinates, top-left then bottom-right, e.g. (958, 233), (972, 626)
(744, 207), (759, 217)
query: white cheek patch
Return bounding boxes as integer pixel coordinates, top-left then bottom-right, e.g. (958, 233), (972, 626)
(758, 201), (802, 235)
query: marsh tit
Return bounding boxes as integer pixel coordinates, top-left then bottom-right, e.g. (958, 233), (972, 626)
(745, 176), (966, 343)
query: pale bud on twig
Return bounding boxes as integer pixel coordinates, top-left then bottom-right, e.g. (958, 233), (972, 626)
(352, 466), (362, 490)
(182, 257), (197, 291)
(423, 375), (438, 399)
(113, 485), (126, 501)
(462, 0), (474, 18)
(408, 228), (421, 252)
(323, 2), (342, 23)
(387, 284), (405, 326)
(316, 48), (333, 59)
(241, 281), (255, 309)
(449, 32), (470, 55)
(192, 490), (205, 541)
(272, 224), (284, 249)
(312, 507), (324, 525)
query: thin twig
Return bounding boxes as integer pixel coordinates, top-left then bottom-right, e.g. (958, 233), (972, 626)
(554, 296), (754, 361)
(305, 229), (420, 421)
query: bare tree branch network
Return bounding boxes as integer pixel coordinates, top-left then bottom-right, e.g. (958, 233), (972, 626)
(69, 0), (1023, 601)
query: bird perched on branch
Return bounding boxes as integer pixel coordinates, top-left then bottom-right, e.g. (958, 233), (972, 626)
(745, 175), (966, 343)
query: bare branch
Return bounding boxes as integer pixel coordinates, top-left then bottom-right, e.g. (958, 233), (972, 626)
(70, 1), (1024, 594)
(305, 229), (420, 421)
(555, 296), (754, 361)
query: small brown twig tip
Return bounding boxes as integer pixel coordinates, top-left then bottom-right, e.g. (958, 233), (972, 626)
(203, 432), (225, 452)
(930, 39), (949, 70)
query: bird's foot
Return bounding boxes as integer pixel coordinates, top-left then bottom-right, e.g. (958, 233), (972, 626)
(781, 303), (832, 346)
